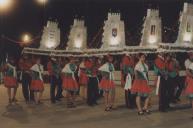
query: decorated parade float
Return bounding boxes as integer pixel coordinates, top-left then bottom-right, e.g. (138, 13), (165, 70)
(22, 2), (193, 57)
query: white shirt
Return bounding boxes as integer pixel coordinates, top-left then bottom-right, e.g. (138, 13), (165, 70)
(185, 59), (191, 70)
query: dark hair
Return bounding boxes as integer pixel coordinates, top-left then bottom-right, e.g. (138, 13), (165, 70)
(165, 53), (172, 58)
(138, 53), (145, 58)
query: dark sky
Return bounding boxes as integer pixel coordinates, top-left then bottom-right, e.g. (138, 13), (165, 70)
(0, 0), (189, 60)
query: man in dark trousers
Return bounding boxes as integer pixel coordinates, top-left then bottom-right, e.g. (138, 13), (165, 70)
(165, 54), (177, 107)
(18, 55), (34, 103)
(85, 57), (99, 106)
(47, 57), (63, 104)
(121, 54), (135, 108)
(169, 54), (182, 103)
(154, 53), (169, 112)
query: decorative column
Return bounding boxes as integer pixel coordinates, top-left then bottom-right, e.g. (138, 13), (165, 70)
(39, 20), (60, 49)
(101, 12), (125, 49)
(176, 2), (193, 45)
(66, 19), (87, 51)
(140, 9), (162, 47)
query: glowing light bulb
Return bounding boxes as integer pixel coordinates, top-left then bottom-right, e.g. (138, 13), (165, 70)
(22, 34), (31, 43)
(0, 0), (13, 12)
(37, 0), (48, 5)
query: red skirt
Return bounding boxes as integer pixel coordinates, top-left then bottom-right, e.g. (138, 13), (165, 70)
(3, 76), (17, 88)
(62, 76), (78, 91)
(31, 80), (44, 92)
(131, 79), (151, 94)
(185, 77), (193, 95)
(79, 72), (88, 86)
(99, 78), (115, 91)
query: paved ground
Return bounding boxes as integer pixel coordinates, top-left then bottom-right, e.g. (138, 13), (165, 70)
(0, 84), (193, 128)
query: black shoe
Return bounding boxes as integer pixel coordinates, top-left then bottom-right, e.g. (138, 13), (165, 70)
(94, 102), (98, 105)
(176, 98), (181, 102)
(109, 106), (117, 110)
(56, 98), (61, 101)
(51, 100), (56, 104)
(105, 107), (111, 112)
(38, 100), (43, 104)
(167, 106), (173, 110)
(143, 109), (151, 115)
(58, 95), (64, 98)
(87, 102), (94, 106)
(12, 98), (17, 103)
(159, 109), (168, 112)
(171, 100), (177, 104)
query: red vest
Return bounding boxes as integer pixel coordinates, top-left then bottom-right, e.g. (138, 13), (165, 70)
(155, 56), (166, 70)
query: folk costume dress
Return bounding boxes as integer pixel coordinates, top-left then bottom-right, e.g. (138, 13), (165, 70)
(99, 62), (115, 92)
(62, 63), (78, 92)
(30, 64), (44, 92)
(78, 60), (89, 86)
(185, 62), (193, 100)
(3, 63), (18, 88)
(131, 61), (151, 97)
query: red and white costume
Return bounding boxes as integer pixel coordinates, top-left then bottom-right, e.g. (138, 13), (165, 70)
(3, 63), (17, 88)
(131, 61), (151, 97)
(62, 63), (78, 92)
(185, 61), (193, 99)
(30, 64), (44, 92)
(99, 62), (115, 91)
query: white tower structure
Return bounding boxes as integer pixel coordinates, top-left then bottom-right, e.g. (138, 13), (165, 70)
(67, 19), (87, 51)
(39, 21), (60, 49)
(101, 12), (125, 49)
(140, 9), (162, 47)
(176, 2), (193, 45)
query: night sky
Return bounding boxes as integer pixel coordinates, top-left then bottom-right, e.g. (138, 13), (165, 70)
(0, 0), (189, 61)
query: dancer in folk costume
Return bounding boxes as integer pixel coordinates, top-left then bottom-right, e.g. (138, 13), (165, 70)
(154, 53), (169, 112)
(184, 52), (193, 119)
(185, 53), (193, 90)
(47, 57), (62, 103)
(1, 57), (18, 104)
(18, 55), (34, 103)
(120, 54), (135, 108)
(99, 55), (116, 111)
(30, 58), (44, 105)
(78, 58), (89, 99)
(131, 53), (151, 115)
(85, 57), (99, 106)
(62, 57), (78, 108)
